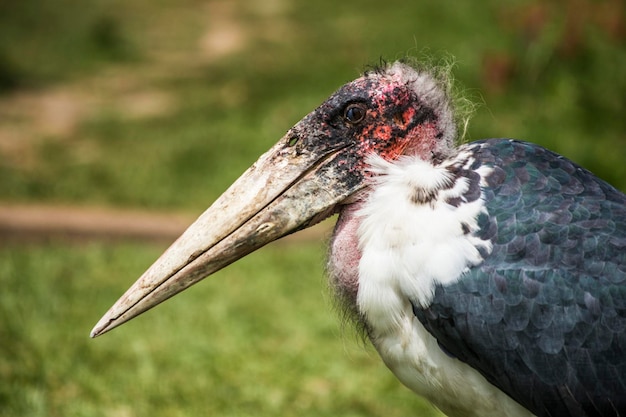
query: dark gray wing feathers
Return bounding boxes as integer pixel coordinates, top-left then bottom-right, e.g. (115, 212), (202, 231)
(413, 139), (626, 417)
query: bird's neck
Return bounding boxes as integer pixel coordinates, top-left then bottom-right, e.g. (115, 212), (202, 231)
(328, 149), (493, 327)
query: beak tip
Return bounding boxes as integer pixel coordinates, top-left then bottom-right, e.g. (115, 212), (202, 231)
(90, 314), (116, 338)
(90, 322), (106, 339)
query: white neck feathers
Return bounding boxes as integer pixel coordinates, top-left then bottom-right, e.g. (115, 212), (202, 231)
(356, 153), (492, 332)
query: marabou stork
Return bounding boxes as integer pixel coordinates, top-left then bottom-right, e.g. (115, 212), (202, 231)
(92, 61), (626, 417)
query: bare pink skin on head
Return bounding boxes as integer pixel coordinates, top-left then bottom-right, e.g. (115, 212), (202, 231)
(339, 74), (447, 167)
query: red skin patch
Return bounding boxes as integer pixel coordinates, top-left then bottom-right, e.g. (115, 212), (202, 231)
(352, 78), (440, 165)
(404, 122), (440, 159)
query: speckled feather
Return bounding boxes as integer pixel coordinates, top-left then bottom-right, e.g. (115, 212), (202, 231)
(413, 139), (626, 417)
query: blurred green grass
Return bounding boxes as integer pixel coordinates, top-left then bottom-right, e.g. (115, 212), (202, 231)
(0, 242), (441, 417)
(0, 0), (624, 416)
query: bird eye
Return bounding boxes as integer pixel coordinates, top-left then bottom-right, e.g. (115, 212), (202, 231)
(343, 103), (366, 124)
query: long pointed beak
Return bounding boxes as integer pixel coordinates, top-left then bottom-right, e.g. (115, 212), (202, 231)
(91, 130), (361, 337)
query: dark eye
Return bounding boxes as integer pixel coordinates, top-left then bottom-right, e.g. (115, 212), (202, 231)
(343, 103), (366, 124)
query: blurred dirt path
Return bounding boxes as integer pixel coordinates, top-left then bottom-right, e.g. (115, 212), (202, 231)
(0, 204), (332, 245)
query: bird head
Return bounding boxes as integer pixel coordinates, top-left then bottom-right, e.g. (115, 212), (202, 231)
(91, 61), (457, 337)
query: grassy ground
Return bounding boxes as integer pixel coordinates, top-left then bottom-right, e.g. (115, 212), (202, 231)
(0, 241), (441, 417)
(0, 0), (624, 416)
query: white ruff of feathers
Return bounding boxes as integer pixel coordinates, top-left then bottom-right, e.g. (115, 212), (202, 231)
(355, 151), (535, 417)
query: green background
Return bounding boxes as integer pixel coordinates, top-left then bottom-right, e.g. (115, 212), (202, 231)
(1, 0), (624, 416)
